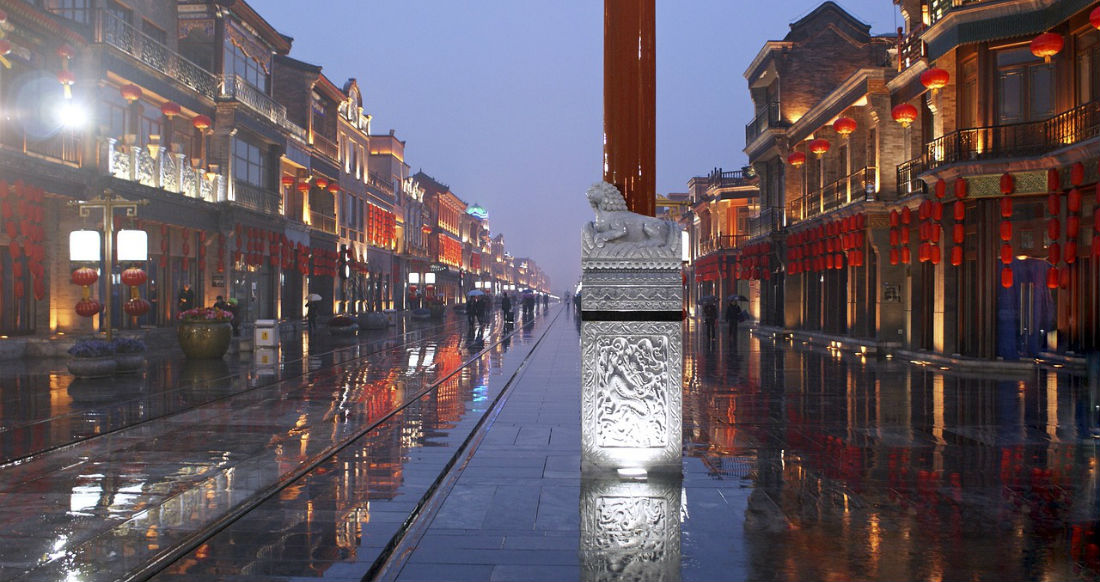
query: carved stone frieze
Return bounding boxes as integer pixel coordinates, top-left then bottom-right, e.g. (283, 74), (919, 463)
(582, 270), (682, 312)
(581, 320), (682, 473)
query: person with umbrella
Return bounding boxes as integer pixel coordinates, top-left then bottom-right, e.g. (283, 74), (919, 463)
(305, 293), (321, 331)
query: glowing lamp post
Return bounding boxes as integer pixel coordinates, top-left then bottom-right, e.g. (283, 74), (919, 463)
(68, 190), (148, 341)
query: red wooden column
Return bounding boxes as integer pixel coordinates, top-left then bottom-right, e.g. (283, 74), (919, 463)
(603, 0), (656, 217)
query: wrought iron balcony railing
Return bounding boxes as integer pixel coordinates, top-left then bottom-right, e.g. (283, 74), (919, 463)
(897, 99), (1100, 195)
(232, 179), (280, 215)
(309, 210), (337, 234)
(103, 137), (224, 202)
(795, 166), (876, 221)
(50, 8), (219, 100)
(745, 101), (782, 145)
(220, 75), (307, 141)
(698, 234), (745, 255)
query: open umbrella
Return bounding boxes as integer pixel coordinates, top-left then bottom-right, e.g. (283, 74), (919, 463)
(466, 289), (485, 297)
(727, 294), (748, 302)
(307, 293), (322, 302)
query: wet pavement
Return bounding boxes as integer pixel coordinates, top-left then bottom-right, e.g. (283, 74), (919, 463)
(0, 305), (1098, 581)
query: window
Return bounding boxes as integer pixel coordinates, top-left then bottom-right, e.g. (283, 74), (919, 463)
(103, 1), (133, 48)
(1077, 30), (1100, 106)
(233, 137), (266, 188)
(224, 41), (268, 92)
(100, 92), (128, 139)
(996, 47), (1054, 124)
(51, 0), (91, 24)
(959, 58), (978, 128)
(142, 20), (167, 45)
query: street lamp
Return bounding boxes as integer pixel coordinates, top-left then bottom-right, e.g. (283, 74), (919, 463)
(69, 190), (148, 341)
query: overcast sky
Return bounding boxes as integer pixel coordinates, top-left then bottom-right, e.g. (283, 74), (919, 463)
(258, 0), (901, 291)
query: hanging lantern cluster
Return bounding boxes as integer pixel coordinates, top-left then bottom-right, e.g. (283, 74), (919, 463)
(999, 173), (1015, 288)
(785, 215), (866, 274)
(1046, 164), (1086, 289)
(1, 180), (47, 302)
(950, 178), (968, 266)
(735, 242), (770, 280)
(312, 247), (339, 277)
(917, 193), (944, 265)
(71, 266), (101, 317)
(296, 242), (310, 275)
(888, 206), (913, 265)
(121, 266), (150, 317)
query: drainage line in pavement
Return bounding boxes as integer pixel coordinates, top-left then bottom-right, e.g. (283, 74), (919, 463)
(0, 317), (465, 470)
(365, 307), (564, 582)
(121, 310), (561, 582)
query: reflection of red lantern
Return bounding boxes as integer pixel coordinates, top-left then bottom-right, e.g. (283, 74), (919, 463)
(1059, 266), (1070, 289)
(1048, 242), (1061, 264)
(935, 179), (946, 199)
(1000, 244), (1013, 265)
(120, 267), (147, 287)
(1048, 218), (1061, 240)
(1071, 163), (1085, 186)
(1001, 197), (1013, 218)
(1065, 241), (1078, 264)
(1000, 173), (1015, 195)
(71, 267), (98, 286)
(123, 298), (150, 316)
(75, 298), (102, 317)
(901, 207), (911, 224)
(1001, 266), (1014, 288)
(1048, 193), (1060, 215)
(890, 210), (899, 227)
(1000, 221), (1013, 241)
(930, 245), (941, 265)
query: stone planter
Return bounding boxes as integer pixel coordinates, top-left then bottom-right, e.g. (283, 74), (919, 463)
(360, 312), (389, 330)
(67, 356), (117, 378)
(114, 353), (145, 373)
(177, 321), (233, 359)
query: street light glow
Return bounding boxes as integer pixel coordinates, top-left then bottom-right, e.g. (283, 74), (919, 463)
(56, 100), (87, 129)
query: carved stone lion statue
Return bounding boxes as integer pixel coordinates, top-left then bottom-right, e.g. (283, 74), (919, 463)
(582, 182), (678, 252)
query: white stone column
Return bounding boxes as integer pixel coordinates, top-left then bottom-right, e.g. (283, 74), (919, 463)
(580, 182), (683, 477)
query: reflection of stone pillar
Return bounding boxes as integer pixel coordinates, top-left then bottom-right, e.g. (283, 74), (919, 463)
(580, 477), (681, 582)
(581, 182), (682, 475)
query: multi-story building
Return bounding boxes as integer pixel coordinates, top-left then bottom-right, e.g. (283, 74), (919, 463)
(415, 171), (466, 304)
(367, 130), (407, 311)
(891, 0), (1100, 360)
(743, 2), (901, 338)
(684, 168), (758, 318)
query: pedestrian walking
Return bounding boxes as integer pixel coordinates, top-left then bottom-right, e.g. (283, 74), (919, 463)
(305, 300), (316, 331)
(726, 300), (742, 341)
(501, 293), (513, 323)
(703, 301), (718, 341)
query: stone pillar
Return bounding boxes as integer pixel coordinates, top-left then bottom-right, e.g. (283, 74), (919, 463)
(581, 182), (682, 476)
(580, 476), (681, 581)
(603, 0), (655, 217)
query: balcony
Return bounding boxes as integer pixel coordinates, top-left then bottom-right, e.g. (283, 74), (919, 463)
(220, 75), (307, 141)
(103, 137), (225, 203)
(796, 166), (876, 221)
(749, 207), (781, 238)
(928, 0), (996, 26)
(311, 133), (339, 162)
(698, 234), (745, 256)
(50, 8), (219, 100)
(309, 210), (337, 234)
(897, 99), (1100, 194)
(0, 125), (82, 166)
(898, 24), (926, 71)
(745, 101), (782, 145)
(232, 180), (280, 215)
(367, 172), (394, 195)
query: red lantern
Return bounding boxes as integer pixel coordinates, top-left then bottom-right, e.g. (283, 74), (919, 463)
(314, 177), (329, 189)
(280, 176), (295, 187)
(75, 298), (102, 317)
(57, 70), (75, 96)
(901, 246), (912, 264)
(1046, 267), (1059, 289)
(192, 114), (212, 130)
(1048, 218), (1061, 240)
(328, 183), (340, 194)
(901, 207), (912, 224)
(297, 182), (310, 193)
(919, 242), (930, 263)
(1068, 188), (1081, 213)
(951, 245), (963, 267)
(123, 298), (150, 317)
(809, 138), (830, 157)
(890, 248), (899, 265)
(890, 229), (899, 246)
(1000, 243), (1013, 265)
(932, 201), (943, 221)
(953, 224), (965, 244)
(1065, 241), (1078, 264)
(120, 267), (147, 287)
(70, 267), (98, 286)
(1030, 32), (1064, 64)
(787, 151), (806, 167)
(901, 228), (910, 245)
(1068, 216), (1080, 238)
(1048, 193), (1061, 216)
(920, 67), (950, 94)
(1001, 197), (1013, 218)
(160, 101), (181, 118)
(919, 200), (930, 221)
(1049, 242), (1061, 264)
(1000, 173), (1015, 195)
(954, 200), (965, 221)
(1059, 266), (1070, 289)
(890, 210), (899, 227)
(1001, 266), (1014, 288)
(954, 178), (968, 199)
(1071, 163), (1085, 186)
(892, 103), (918, 127)
(935, 179), (946, 199)
(833, 117), (857, 137)
(930, 224), (941, 244)
(1000, 221), (1013, 241)
(1047, 168), (1060, 193)
(930, 245), (941, 265)
(120, 83), (143, 102)
(1092, 5), (1100, 29)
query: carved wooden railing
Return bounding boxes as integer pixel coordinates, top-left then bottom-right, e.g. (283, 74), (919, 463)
(102, 137), (224, 202)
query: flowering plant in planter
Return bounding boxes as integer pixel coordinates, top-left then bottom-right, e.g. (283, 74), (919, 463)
(110, 337), (147, 354)
(68, 339), (115, 358)
(178, 307), (234, 322)
(328, 314), (356, 327)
